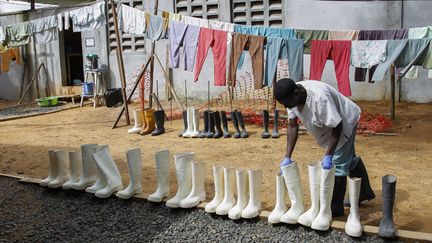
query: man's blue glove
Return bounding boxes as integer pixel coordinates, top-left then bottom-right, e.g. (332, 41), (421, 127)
(322, 155), (333, 170)
(279, 157), (292, 174)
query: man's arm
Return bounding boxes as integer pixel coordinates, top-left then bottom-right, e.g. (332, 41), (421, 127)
(326, 121), (343, 155)
(286, 117), (299, 158)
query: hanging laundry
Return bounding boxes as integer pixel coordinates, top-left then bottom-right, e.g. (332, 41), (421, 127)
(194, 28), (227, 86)
(229, 33), (265, 89)
(234, 25), (296, 38)
(30, 15), (59, 44)
(161, 11), (169, 34)
(370, 40), (408, 81)
(64, 12), (70, 30)
(5, 21), (31, 47)
(1, 47), (20, 72)
(69, 2), (106, 32)
(168, 12), (182, 22)
(296, 29), (329, 54)
(310, 40), (352, 97)
(0, 26), (6, 43)
(181, 15), (209, 28)
(265, 38), (304, 86)
(406, 26), (432, 78)
(234, 24), (296, 70)
(351, 40), (387, 68)
(328, 30), (359, 40)
(145, 13), (167, 41)
(355, 29), (407, 82)
(168, 21), (200, 72)
(118, 4), (146, 35)
(57, 13), (64, 31)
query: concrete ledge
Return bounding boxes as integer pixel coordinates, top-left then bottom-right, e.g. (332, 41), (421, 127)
(0, 104), (80, 122)
(3, 173), (431, 242)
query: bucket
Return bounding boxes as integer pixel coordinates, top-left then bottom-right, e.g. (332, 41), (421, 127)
(82, 82), (94, 96)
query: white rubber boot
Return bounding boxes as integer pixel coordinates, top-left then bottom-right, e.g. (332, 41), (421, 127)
(148, 150), (170, 202)
(166, 152), (194, 208)
(216, 167), (236, 215)
(70, 144), (98, 190)
(205, 165), (224, 213)
(182, 108), (193, 138)
(93, 148), (124, 198)
(298, 162), (321, 227)
(345, 177), (363, 237)
(280, 162), (305, 224)
(241, 169), (262, 218)
(62, 151), (83, 190)
(180, 161), (206, 208)
(128, 109), (143, 134)
(191, 108), (200, 138)
(116, 148), (143, 199)
(40, 149), (58, 186)
(311, 166), (335, 231)
(268, 175), (288, 224)
(228, 169), (248, 219)
(48, 150), (70, 188)
(86, 145), (109, 194)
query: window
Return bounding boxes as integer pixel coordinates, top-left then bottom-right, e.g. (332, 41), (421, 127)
(175, 0), (219, 20)
(232, 0), (283, 27)
(108, 1), (146, 54)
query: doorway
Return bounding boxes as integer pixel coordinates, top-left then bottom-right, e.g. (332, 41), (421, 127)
(63, 28), (84, 86)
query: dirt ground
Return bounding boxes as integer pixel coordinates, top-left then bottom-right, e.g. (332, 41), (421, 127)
(0, 99), (431, 233)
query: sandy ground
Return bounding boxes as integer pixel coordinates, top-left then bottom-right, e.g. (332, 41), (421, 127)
(0, 100), (431, 233)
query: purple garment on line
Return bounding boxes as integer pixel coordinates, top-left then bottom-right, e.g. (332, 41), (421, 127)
(168, 21), (200, 72)
(355, 29), (408, 82)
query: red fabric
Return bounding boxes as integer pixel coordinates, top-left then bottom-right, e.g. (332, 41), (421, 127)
(310, 40), (352, 97)
(194, 28), (227, 86)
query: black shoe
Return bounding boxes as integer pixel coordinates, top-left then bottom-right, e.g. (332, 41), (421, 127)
(378, 175), (397, 238)
(151, 110), (165, 136)
(271, 109), (280, 138)
(199, 110), (210, 138)
(261, 110), (270, 139)
(213, 111), (223, 139)
(236, 111), (249, 138)
(231, 111), (241, 138)
(220, 111), (231, 138)
(331, 176), (347, 217)
(206, 111), (215, 138)
(178, 110), (187, 137)
(344, 157), (376, 207)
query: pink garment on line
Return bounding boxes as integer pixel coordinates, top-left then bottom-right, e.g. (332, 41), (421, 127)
(310, 40), (352, 97)
(193, 27), (227, 86)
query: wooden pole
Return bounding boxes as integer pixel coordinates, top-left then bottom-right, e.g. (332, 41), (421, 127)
(17, 63), (44, 105)
(112, 57), (151, 129)
(154, 54), (184, 111)
(390, 64), (396, 120)
(148, 0), (159, 108)
(110, 0), (130, 125)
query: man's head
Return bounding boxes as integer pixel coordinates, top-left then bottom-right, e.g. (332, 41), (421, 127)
(274, 78), (306, 108)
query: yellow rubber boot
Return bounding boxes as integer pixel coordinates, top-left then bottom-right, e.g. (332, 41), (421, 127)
(139, 109), (148, 134)
(140, 109), (155, 135)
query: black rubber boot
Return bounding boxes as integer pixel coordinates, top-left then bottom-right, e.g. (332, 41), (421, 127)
(344, 157), (376, 207)
(261, 110), (270, 139)
(271, 109), (280, 138)
(206, 111), (215, 138)
(231, 111), (241, 138)
(151, 110), (165, 136)
(178, 110), (187, 137)
(236, 111), (249, 138)
(331, 176), (347, 217)
(220, 111), (231, 138)
(378, 175), (397, 238)
(212, 111), (223, 139)
(199, 110), (210, 138)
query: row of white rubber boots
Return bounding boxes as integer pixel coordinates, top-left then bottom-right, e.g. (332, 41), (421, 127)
(267, 162), (363, 237)
(40, 144), (143, 199)
(205, 166), (263, 219)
